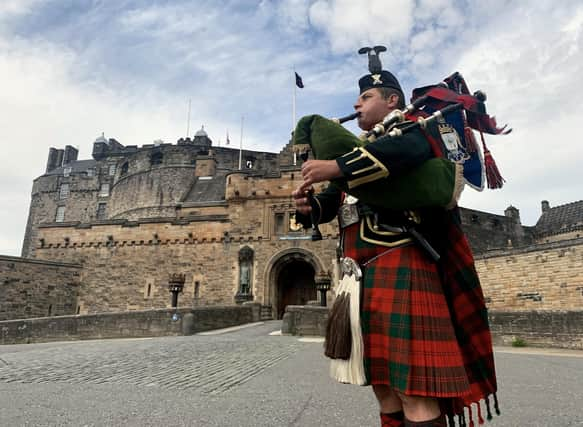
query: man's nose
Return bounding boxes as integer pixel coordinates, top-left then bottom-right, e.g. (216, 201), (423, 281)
(353, 100), (361, 111)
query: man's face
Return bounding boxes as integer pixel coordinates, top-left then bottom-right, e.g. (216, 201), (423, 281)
(353, 88), (398, 131)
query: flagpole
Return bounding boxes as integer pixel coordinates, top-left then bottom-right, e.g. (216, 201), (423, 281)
(293, 68), (297, 128)
(186, 98), (192, 137)
(238, 116), (244, 170)
(293, 68), (297, 165)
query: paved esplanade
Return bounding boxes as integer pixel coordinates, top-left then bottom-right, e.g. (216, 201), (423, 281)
(0, 321), (582, 427)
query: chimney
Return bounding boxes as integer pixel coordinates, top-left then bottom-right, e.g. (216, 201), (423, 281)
(504, 205), (521, 223)
(541, 200), (550, 214)
(46, 147), (59, 173)
(54, 149), (65, 169)
(63, 145), (79, 165)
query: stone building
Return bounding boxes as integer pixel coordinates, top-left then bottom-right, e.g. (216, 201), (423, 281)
(5, 129), (583, 321)
(474, 200), (583, 311)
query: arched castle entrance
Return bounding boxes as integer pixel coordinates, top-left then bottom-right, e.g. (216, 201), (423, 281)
(265, 248), (324, 319)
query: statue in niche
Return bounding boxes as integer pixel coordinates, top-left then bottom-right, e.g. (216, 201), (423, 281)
(240, 263), (251, 294)
(237, 246), (254, 300)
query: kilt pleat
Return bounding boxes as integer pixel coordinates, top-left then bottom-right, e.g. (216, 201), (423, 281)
(348, 231), (470, 397)
(341, 217), (498, 419)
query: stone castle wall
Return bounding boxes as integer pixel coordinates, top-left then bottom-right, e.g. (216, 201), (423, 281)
(16, 134), (582, 327)
(459, 207), (535, 253)
(108, 166), (196, 219)
(30, 212), (583, 316)
(31, 185), (338, 314)
(22, 140), (283, 258)
(475, 238), (583, 311)
(22, 161), (115, 258)
(0, 255), (81, 321)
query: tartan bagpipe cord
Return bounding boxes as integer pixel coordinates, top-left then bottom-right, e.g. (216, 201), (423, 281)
(342, 216), (498, 426)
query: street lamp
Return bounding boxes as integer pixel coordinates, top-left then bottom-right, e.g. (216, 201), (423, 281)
(315, 271), (332, 307)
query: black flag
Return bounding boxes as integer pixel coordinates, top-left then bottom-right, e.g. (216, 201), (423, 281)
(295, 72), (304, 88)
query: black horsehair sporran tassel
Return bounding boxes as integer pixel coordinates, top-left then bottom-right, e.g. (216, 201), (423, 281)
(324, 292), (352, 359)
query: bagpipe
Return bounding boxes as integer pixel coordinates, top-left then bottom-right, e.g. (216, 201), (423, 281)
(293, 72), (510, 239)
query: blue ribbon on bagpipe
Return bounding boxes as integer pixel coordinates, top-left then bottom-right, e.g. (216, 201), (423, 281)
(411, 72), (511, 190)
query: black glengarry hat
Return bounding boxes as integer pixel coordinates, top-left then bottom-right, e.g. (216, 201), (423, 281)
(357, 46), (403, 95)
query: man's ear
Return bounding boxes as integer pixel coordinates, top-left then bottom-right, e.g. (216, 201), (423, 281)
(387, 93), (400, 109)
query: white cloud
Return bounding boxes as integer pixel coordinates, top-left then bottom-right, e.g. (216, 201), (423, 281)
(274, 0), (312, 34)
(0, 0), (44, 18)
(309, 0), (414, 53)
(0, 34), (267, 255)
(457, 2), (583, 225)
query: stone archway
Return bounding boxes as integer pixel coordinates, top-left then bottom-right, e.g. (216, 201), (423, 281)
(265, 249), (324, 319)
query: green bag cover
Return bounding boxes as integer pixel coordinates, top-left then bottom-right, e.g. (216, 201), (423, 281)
(293, 114), (461, 210)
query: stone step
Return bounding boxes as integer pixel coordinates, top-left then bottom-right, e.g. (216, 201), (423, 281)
(260, 305), (273, 321)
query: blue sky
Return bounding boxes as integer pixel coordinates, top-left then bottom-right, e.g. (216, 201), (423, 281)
(1, 0), (583, 255)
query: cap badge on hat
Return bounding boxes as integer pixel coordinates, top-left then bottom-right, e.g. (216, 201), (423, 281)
(371, 74), (383, 85)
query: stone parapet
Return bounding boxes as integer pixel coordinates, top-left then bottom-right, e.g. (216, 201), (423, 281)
(489, 310), (583, 350)
(281, 305), (328, 336)
(279, 306), (583, 350)
(0, 304), (261, 345)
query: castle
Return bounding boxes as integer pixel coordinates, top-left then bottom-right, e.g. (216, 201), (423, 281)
(2, 129), (582, 322)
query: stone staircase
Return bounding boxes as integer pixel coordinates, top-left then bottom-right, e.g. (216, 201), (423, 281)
(260, 305), (273, 321)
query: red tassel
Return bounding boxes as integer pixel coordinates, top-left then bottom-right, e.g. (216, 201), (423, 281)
(477, 402), (485, 425)
(464, 126), (478, 153)
(481, 132), (505, 189)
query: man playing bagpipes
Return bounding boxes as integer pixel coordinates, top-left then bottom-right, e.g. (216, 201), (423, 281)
(292, 47), (507, 427)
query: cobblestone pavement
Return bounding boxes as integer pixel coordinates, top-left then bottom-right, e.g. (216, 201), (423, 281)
(0, 323), (299, 395)
(0, 321), (582, 427)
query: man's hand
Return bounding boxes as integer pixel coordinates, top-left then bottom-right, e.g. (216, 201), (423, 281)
(292, 185), (313, 215)
(299, 160), (342, 193)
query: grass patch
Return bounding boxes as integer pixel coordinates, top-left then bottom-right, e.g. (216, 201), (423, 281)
(511, 337), (527, 347)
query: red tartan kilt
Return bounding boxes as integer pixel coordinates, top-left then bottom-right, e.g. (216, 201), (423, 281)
(343, 223), (472, 398)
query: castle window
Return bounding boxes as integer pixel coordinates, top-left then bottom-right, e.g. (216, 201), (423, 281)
(63, 167), (72, 177)
(150, 151), (163, 166)
(99, 183), (110, 197)
(108, 164), (117, 176)
(143, 280), (154, 299)
(470, 214), (479, 224)
(96, 203), (107, 220)
(238, 246), (254, 296)
(59, 183), (70, 199)
(55, 206), (65, 222)
(194, 281), (200, 299)
(86, 168), (95, 177)
(120, 161), (129, 176)
(275, 213), (285, 234)
(246, 159), (254, 169)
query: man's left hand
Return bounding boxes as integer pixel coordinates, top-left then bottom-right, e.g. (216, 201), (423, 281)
(300, 160), (342, 192)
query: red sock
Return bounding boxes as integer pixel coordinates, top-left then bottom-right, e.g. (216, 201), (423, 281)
(381, 410), (405, 427)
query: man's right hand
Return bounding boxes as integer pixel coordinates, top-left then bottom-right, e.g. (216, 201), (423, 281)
(292, 185), (314, 215)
